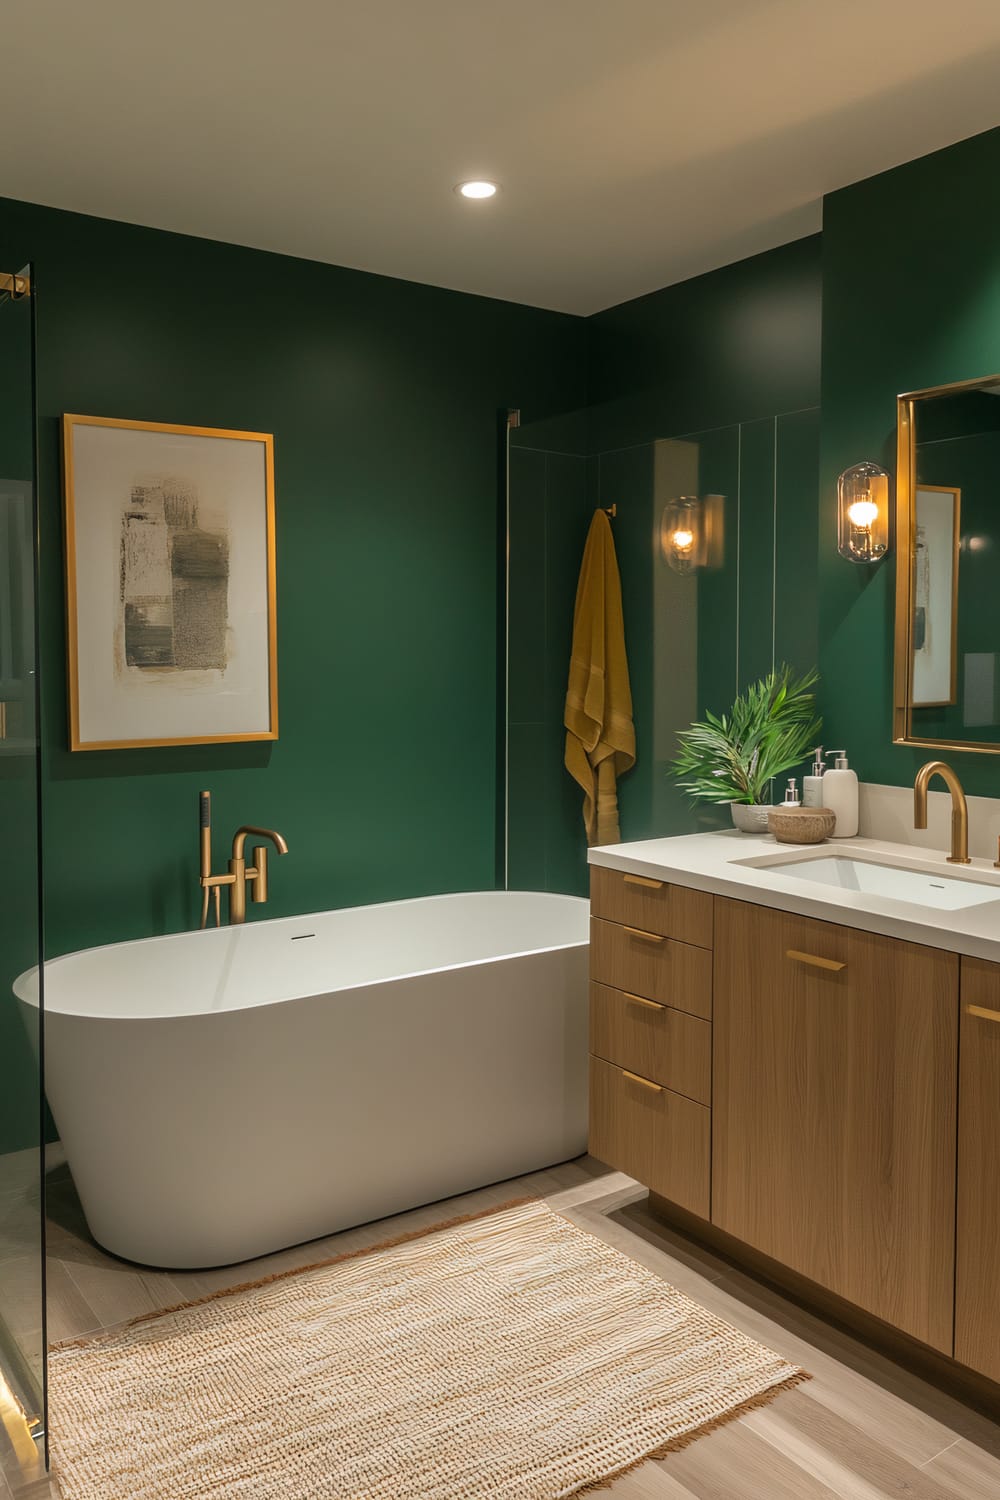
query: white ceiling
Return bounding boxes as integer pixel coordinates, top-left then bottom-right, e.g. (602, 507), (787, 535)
(3, 0), (1000, 315)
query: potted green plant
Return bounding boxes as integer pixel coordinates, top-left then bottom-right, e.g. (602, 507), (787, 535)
(670, 665), (822, 831)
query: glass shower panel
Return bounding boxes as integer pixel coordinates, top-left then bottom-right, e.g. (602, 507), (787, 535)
(507, 406), (820, 892)
(0, 265), (47, 1484)
(507, 410), (592, 895)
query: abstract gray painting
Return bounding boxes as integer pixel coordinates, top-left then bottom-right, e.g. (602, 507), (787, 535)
(119, 476), (230, 675)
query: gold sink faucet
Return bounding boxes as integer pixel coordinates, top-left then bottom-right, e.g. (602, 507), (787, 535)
(198, 790), (289, 927)
(913, 760), (970, 865)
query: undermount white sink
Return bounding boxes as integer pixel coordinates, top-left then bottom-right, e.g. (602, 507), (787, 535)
(748, 854), (1000, 911)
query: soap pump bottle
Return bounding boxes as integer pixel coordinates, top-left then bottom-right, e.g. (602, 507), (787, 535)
(823, 749), (859, 837)
(802, 747), (825, 809)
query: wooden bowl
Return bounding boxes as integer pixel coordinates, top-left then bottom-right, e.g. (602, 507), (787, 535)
(767, 806), (837, 844)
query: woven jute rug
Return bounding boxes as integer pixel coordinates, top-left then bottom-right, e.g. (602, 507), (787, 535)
(49, 1198), (807, 1499)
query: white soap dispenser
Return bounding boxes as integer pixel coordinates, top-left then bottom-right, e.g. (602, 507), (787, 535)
(823, 749), (859, 837)
(802, 747), (825, 809)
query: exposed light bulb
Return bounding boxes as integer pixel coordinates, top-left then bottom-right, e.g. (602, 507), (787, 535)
(847, 499), (879, 529)
(456, 181), (499, 199)
(671, 529), (695, 551)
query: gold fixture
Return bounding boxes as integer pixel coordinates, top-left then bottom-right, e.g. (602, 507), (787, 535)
(995, 835), (1000, 871)
(966, 1003), (1000, 1024)
(913, 759), (970, 864)
(0, 270), (31, 300)
(624, 992), (666, 1010)
(785, 949), (847, 972)
(837, 461), (890, 563)
(198, 790), (289, 927)
(622, 1069), (662, 1093)
(603, 504), (617, 519)
(623, 874), (663, 889)
(623, 926), (665, 943)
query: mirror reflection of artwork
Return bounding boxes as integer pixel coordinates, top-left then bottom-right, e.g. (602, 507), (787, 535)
(63, 415), (277, 750)
(911, 485), (959, 707)
(895, 375), (1000, 751)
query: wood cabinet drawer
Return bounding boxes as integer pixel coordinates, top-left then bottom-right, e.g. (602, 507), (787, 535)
(590, 981), (711, 1104)
(956, 956), (1000, 1381)
(590, 917), (712, 1020)
(590, 865), (713, 949)
(588, 1054), (710, 1219)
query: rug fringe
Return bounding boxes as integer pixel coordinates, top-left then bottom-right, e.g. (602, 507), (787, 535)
(570, 1368), (812, 1495)
(50, 1195), (538, 1352)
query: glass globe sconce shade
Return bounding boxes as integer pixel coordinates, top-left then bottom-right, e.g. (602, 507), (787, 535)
(838, 461), (890, 563)
(661, 496), (702, 574)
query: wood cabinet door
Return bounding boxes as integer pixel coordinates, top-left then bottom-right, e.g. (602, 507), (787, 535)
(956, 957), (1000, 1380)
(713, 897), (958, 1353)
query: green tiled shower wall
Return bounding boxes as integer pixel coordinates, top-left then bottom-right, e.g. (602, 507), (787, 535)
(508, 406), (820, 894)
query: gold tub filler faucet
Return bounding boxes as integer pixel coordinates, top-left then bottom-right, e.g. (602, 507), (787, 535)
(198, 790), (289, 927)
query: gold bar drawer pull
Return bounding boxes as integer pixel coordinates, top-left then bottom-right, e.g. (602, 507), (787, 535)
(623, 926), (665, 944)
(621, 1069), (662, 1093)
(624, 992), (666, 1011)
(623, 874), (664, 890)
(786, 949), (847, 973)
(966, 1003), (1000, 1024)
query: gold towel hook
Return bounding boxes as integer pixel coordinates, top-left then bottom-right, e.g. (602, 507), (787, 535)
(603, 504), (616, 519)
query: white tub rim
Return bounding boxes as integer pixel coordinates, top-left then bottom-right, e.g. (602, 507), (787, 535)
(15, 889), (590, 1022)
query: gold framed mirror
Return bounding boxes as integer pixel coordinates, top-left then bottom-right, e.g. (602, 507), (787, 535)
(893, 374), (1000, 754)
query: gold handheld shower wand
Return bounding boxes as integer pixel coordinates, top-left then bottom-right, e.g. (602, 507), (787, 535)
(198, 790), (287, 927)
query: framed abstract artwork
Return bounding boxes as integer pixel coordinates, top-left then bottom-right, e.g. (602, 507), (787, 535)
(62, 415), (277, 750)
(911, 483), (960, 708)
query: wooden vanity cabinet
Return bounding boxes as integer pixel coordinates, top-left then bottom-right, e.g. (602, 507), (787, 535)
(956, 956), (1000, 1382)
(712, 896), (958, 1353)
(587, 867), (713, 1218)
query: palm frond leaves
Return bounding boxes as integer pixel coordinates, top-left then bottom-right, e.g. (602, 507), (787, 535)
(671, 666), (822, 806)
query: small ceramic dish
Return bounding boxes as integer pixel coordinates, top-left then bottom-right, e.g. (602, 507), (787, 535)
(767, 806), (837, 844)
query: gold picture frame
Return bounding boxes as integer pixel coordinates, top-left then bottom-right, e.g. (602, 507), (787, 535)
(63, 414), (278, 751)
(893, 374), (1000, 754)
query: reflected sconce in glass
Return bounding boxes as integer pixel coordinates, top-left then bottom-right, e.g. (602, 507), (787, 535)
(837, 461), (890, 563)
(661, 495), (701, 574)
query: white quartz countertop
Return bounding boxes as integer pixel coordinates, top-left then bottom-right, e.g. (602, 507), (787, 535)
(589, 831), (1000, 963)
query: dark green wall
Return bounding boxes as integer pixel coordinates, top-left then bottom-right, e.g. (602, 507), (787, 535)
(507, 238), (824, 893)
(588, 236), (822, 448)
(0, 197), (587, 1148)
(819, 126), (1000, 796)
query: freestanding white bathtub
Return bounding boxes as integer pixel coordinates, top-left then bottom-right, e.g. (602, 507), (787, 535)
(15, 891), (589, 1269)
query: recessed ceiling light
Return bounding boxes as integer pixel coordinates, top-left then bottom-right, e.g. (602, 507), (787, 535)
(455, 180), (499, 200)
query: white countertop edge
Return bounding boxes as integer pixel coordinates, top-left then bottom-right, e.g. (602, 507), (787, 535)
(588, 831), (1000, 964)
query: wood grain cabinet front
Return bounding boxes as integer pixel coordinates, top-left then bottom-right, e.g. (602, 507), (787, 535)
(589, 1055), (710, 1218)
(712, 895), (959, 1354)
(956, 956), (1000, 1382)
(590, 917), (713, 1020)
(589, 981), (711, 1104)
(590, 866), (713, 949)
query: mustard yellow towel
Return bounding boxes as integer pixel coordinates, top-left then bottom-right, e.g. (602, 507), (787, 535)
(564, 510), (635, 845)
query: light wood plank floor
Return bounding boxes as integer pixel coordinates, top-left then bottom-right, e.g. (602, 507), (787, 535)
(2, 1151), (1000, 1497)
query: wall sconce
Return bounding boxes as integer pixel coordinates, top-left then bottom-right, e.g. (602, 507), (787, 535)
(837, 461), (890, 563)
(660, 495), (701, 574)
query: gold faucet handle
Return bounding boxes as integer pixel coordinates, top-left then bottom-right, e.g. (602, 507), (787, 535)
(251, 846), (269, 903)
(995, 835), (1000, 871)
